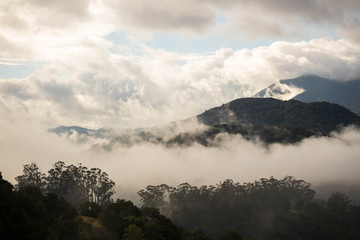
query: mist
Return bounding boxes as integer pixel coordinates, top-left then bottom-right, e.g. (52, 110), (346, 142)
(1, 113), (360, 205)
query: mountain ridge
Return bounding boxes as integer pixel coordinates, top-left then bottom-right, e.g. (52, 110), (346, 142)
(197, 97), (360, 134)
(255, 75), (360, 114)
(49, 97), (360, 148)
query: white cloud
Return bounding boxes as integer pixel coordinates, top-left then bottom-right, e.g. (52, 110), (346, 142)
(0, 38), (359, 129)
(1, 0), (360, 205)
(1, 114), (360, 203)
(0, 0), (113, 61)
(1, 0), (360, 64)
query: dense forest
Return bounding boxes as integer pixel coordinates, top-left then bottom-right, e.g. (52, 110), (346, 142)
(139, 177), (360, 239)
(0, 165), (209, 240)
(1, 162), (360, 240)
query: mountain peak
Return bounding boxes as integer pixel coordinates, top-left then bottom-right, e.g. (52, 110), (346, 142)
(255, 75), (360, 114)
(198, 97), (360, 134)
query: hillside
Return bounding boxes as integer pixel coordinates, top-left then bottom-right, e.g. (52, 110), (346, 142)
(50, 98), (360, 148)
(197, 98), (360, 134)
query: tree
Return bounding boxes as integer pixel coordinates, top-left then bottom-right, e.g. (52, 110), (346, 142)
(281, 176), (315, 210)
(141, 207), (183, 240)
(46, 162), (89, 207)
(123, 224), (145, 240)
(15, 161), (115, 207)
(15, 163), (46, 191)
(328, 192), (351, 211)
(138, 184), (170, 213)
(78, 201), (102, 218)
(0, 174), (79, 240)
(99, 199), (141, 238)
(138, 176), (318, 238)
(90, 170), (115, 206)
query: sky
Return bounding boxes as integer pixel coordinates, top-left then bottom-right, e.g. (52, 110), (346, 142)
(1, 0), (360, 201)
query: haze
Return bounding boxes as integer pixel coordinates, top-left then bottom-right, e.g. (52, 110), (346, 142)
(1, 0), (360, 203)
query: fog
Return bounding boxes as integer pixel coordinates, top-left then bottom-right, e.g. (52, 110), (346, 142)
(1, 115), (360, 205)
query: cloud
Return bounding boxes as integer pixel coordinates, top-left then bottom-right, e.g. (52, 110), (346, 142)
(0, 0), (92, 30)
(105, 0), (360, 41)
(1, 0), (360, 206)
(340, 18), (360, 45)
(221, 0), (360, 42)
(108, 0), (217, 34)
(0, 34), (33, 59)
(0, 0), (113, 61)
(2, 0), (360, 63)
(26, 0), (91, 20)
(1, 114), (360, 204)
(0, 38), (359, 128)
(104, 0), (360, 45)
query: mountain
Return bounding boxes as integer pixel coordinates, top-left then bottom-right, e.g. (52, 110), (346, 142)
(50, 126), (100, 135)
(255, 75), (360, 114)
(49, 125), (110, 139)
(50, 98), (360, 148)
(197, 98), (360, 133)
(191, 98), (360, 145)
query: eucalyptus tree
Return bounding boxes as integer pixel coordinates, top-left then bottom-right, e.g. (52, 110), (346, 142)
(15, 161), (115, 206)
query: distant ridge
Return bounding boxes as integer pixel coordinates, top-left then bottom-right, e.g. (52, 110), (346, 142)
(50, 98), (360, 148)
(50, 126), (98, 135)
(255, 75), (360, 114)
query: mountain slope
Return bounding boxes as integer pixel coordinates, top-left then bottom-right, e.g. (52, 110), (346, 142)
(197, 98), (360, 134)
(50, 98), (360, 148)
(255, 75), (360, 114)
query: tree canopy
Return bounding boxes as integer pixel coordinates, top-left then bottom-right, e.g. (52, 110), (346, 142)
(15, 161), (115, 207)
(2, 166), (360, 240)
(138, 176), (360, 240)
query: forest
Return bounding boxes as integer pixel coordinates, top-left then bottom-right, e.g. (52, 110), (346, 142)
(1, 162), (360, 240)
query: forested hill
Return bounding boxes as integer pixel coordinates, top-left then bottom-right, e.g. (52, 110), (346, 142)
(50, 98), (360, 148)
(197, 98), (360, 134)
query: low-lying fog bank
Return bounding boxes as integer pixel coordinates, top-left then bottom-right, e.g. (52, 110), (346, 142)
(1, 117), (359, 204)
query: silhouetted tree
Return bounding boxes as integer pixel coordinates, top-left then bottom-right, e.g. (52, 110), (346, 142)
(138, 184), (170, 213)
(138, 176), (318, 238)
(15, 161), (115, 207)
(15, 163), (46, 192)
(0, 172), (79, 240)
(328, 192), (351, 211)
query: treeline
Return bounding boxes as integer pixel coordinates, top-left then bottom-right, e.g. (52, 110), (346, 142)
(2, 162), (360, 240)
(15, 162), (115, 206)
(1, 172), (78, 239)
(1, 171), (215, 240)
(138, 177), (360, 240)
